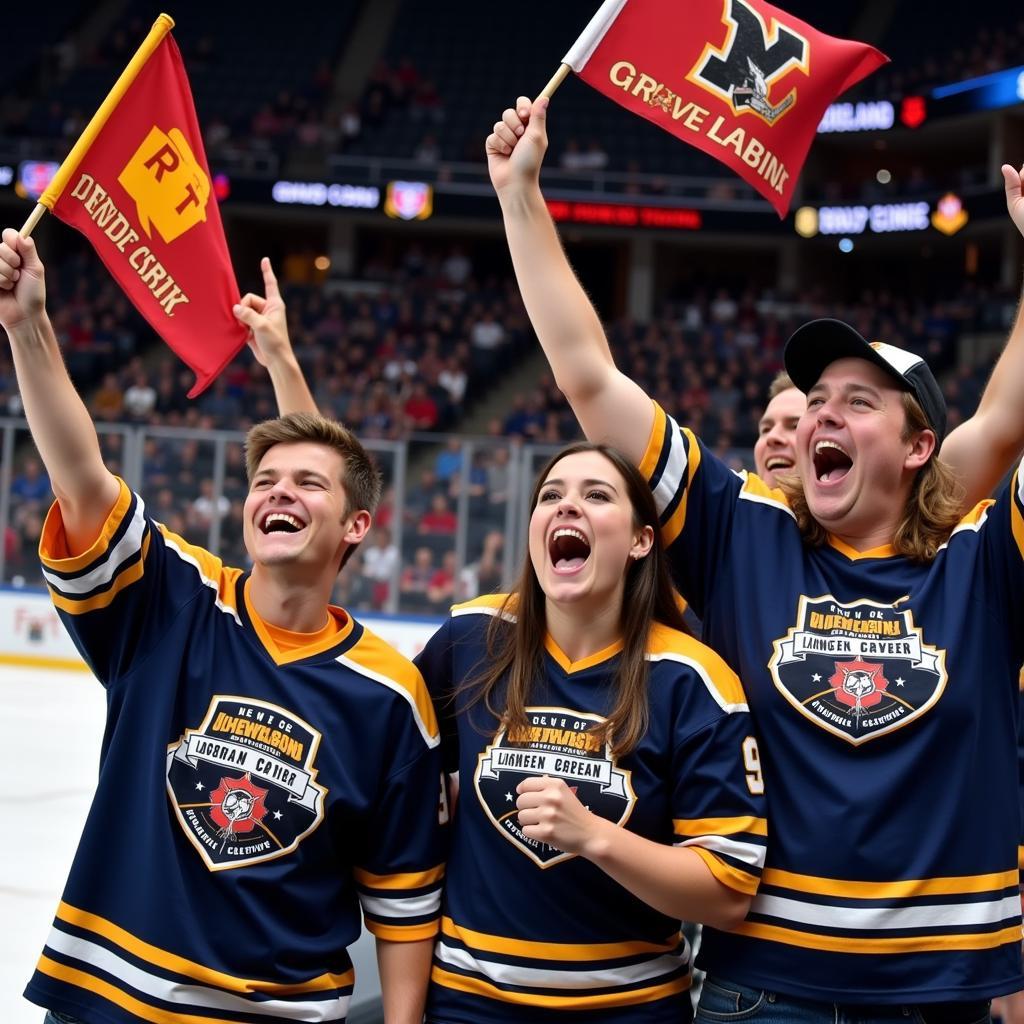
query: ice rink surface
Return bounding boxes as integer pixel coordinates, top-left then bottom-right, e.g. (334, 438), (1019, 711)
(0, 662), (382, 1023)
(0, 663), (103, 1024)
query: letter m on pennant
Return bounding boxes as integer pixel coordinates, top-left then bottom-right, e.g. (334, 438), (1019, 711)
(691, 0), (808, 124)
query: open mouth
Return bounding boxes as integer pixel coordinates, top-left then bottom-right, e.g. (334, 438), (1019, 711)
(813, 440), (853, 484)
(548, 527), (591, 574)
(261, 511), (306, 535)
(765, 455), (795, 472)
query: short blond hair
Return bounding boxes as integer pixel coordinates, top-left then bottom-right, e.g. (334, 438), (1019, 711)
(767, 371), (797, 401)
(245, 413), (382, 518)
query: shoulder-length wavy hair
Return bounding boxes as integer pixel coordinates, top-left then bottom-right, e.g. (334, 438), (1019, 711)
(462, 442), (688, 758)
(777, 392), (964, 562)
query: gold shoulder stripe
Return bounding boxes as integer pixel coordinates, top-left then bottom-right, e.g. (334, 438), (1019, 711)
(354, 864), (445, 890)
(342, 629), (439, 743)
(690, 846), (760, 896)
(451, 592), (516, 615)
(674, 816), (768, 837)
(55, 901), (353, 994)
(156, 524), (241, 613)
(48, 533), (151, 614)
(959, 498), (996, 528)
(638, 400), (667, 481)
(761, 867), (1019, 899)
(40, 479), (132, 569)
(647, 625), (748, 708)
(739, 472), (793, 512)
(441, 916), (680, 961)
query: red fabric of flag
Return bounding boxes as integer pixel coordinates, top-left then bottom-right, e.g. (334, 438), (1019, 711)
(568, 0), (887, 216)
(47, 33), (245, 395)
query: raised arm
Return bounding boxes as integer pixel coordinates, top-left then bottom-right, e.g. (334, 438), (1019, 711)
(0, 228), (119, 551)
(487, 96), (653, 464)
(233, 257), (318, 416)
(940, 164), (1024, 508)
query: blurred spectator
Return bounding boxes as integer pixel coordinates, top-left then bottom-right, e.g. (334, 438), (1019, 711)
(400, 546), (436, 614)
(11, 457), (51, 504)
(363, 527), (400, 610)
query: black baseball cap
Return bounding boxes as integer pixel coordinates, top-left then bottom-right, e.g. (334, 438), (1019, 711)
(784, 318), (947, 443)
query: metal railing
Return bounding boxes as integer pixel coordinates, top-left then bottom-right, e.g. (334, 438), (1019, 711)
(0, 417), (757, 616)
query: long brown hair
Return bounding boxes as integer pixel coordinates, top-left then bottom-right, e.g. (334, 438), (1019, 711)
(463, 443), (688, 757)
(777, 392), (964, 562)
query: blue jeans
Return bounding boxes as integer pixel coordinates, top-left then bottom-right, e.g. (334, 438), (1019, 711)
(696, 976), (991, 1024)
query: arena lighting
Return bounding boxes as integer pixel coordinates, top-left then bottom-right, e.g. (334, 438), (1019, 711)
(0, 165), (13, 186)
(817, 101), (894, 133)
(384, 181), (433, 220)
(931, 193), (968, 236)
(313, 255), (331, 271)
(876, 169), (892, 185)
(15, 160), (59, 200)
(817, 202), (930, 235)
(899, 96), (927, 129)
(546, 200), (702, 230)
(838, 238), (854, 253)
(271, 180), (380, 209)
(794, 206), (819, 238)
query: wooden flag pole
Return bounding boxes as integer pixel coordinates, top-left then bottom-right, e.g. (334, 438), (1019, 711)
(20, 203), (47, 238)
(541, 63), (572, 99)
(19, 12), (175, 239)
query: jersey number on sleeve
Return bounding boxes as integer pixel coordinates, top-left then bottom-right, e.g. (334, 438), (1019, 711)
(743, 736), (764, 795)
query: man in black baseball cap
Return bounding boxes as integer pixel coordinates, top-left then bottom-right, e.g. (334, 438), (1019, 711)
(784, 318), (947, 445)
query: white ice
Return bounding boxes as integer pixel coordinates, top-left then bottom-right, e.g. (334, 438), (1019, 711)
(0, 663), (383, 1024)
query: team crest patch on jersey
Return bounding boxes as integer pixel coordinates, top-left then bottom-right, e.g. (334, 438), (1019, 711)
(166, 696), (327, 870)
(474, 707), (636, 868)
(769, 596), (948, 744)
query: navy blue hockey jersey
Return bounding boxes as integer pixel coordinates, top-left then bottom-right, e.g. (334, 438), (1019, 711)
(24, 482), (445, 1024)
(641, 402), (1024, 1003)
(416, 594), (767, 1022)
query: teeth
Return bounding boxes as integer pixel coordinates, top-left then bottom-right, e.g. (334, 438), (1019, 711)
(815, 440), (849, 457)
(766, 458), (792, 469)
(264, 512), (303, 531)
(552, 527), (587, 544)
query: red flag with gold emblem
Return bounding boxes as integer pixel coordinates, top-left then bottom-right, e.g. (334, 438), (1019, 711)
(38, 15), (245, 395)
(562, 0), (888, 216)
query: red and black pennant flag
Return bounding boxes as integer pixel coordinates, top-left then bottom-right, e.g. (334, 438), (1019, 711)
(562, 0), (888, 216)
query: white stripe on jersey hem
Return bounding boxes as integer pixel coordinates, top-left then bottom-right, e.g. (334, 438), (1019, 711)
(451, 604), (516, 623)
(435, 941), (690, 990)
(646, 651), (749, 714)
(359, 889), (441, 919)
(750, 893), (1022, 932)
(676, 834), (766, 870)
(651, 415), (687, 518)
(161, 530), (242, 625)
(335, 654), (439, 749)
(43, 496), (148, 596)
(45, 926), (349, 1021)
